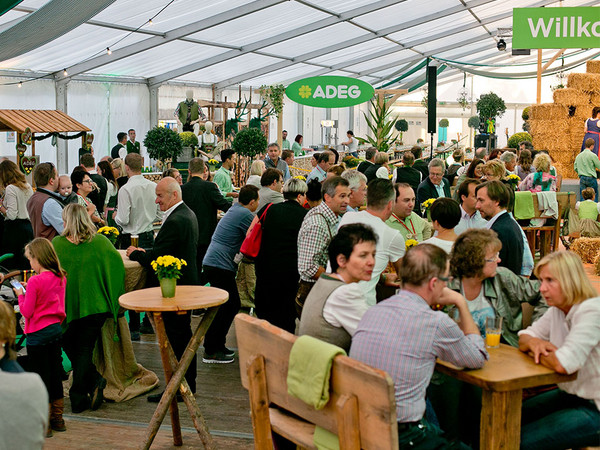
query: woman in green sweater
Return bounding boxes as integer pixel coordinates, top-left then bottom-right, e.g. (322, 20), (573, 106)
(53, 204), (124, 413)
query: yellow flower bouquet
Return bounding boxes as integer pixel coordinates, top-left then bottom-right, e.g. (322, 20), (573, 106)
(151, 255), (187, 298)
(293, 175), (306, 181)
(405, 239), (418, 250)
(505, 173), (521, 190)
(208, 159), (219, 165)
(97, 226), (119, 245)
(421, 198), (436, 209)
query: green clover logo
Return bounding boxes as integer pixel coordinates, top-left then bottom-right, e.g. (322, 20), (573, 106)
(299, 85), (312, 99)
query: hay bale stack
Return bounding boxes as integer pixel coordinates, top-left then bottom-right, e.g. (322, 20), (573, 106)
(529, 103), (568, 120)
(586, 60), (600, 74)
(567, 73), (600, 92)
(553, 88), (591, 105)
(571, 237), (600, 263)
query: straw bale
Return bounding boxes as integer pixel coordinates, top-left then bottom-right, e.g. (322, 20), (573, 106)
(553, 88), (590, 105)
(591, 92), (600, 105)
(587, 60), (600, 74)
(529, 103), (568, 120)
(531, 131), (570, 152)
(595, 252), (600, 276)
(529, 119), (569, 137)
(573, 103), (594, 121)
(567, 73), (600, 92)
(571, 237), (600, 263)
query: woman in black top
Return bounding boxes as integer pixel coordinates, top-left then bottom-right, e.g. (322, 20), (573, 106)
(254, 178), (308, 332)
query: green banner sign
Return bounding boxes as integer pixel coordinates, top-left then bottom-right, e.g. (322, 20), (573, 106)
(286, 76), (374, 108)
(513, 7), (600, 49)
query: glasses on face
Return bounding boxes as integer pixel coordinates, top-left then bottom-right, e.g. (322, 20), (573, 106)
(82, 179), (92, 184)
(438, 275), (453, 283)
(430, 172), (443, 178)
(485, 254), (500, 263)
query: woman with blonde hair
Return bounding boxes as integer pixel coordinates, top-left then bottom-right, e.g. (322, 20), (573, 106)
(518, 251), (600, 449)
(0, 159), (34, 269)
(482, 159), (506, 181)
(52, 203), (124, 413)
(518, 152), (556, 192)
(246, 160), (265, 188)
(111, 158), (128, 189)
(374, 152), (390, 179)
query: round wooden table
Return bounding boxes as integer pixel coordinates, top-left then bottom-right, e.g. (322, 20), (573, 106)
(119, 286), (228, 450)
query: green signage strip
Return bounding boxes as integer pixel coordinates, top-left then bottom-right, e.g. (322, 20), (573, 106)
(513, 7), (600, 49)
(286, 76), (374, 108)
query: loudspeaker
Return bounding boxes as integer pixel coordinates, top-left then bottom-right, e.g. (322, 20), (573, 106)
(427, 65), (437, 134)
(474, 134), (498, 152)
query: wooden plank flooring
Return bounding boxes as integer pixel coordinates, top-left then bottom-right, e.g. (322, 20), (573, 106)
(45, 318), (255, 448)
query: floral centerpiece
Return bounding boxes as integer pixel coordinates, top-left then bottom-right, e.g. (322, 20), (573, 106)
(207, 158), (220, 171)
(342, 155), (360, 168)
(421, 198), (436, 219)
(405, 239), (418, 250)
(293, 175), (306, 181)
(97, 226), (119, 246)
(151, 255), (187, 298)
(505, 173), (521, 190)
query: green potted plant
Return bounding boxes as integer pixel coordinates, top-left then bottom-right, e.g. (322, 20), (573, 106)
(507, 132), (532, 149)
(232, 127), (268, 176)
(179, 131), (199, 162)
(395, 119), (409, 145)
(476, 92), (506, 127)
(360, 98), (398, 152)
(144, 126), (183, 167)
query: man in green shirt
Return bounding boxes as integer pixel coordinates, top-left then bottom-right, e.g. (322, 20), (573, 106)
(126, 129), (140, 154)
(386, 183), (432, 242)
(574, 138), (600, 201)
(281, 130), (291, 150)
(213, 149), (239, 202)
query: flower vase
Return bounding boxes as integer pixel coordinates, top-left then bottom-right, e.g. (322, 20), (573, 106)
(160, 278), (176, 298)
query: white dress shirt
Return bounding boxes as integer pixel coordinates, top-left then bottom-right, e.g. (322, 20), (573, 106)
(115, 174), (160, 234)
(454, 206), (488, 235)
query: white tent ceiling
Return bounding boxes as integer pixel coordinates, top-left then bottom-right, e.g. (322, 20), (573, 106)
(0, 0), (599, 91)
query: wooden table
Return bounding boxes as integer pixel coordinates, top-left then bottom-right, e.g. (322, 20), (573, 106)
(436, 344), (577, 450)
(119, 286), (228, 450)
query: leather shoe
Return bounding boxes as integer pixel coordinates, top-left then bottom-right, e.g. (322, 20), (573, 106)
(147, 392), (184, 403)
(91, 378), (107, 411)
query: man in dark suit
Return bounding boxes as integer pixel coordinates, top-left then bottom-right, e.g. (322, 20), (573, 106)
(475, 181), (523, 275)
(415, 158), (451, 215)
(127, 177), (199, 400)
(395, 151), (422, 192)
(111, 132), (128, 159)
(80, 153), (107, 215)
(411, 146), (429, 181)
(357, 147), (376, 174)
(181, 158), (231, 275)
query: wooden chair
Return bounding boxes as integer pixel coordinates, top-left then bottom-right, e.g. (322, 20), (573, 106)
(521, 191), (576, 258)
(235, 314), (399, 450)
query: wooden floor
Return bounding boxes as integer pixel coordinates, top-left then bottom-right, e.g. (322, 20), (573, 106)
(45, 319), (254, 449)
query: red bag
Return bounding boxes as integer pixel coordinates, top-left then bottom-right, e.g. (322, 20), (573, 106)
(240, 203), (274, 259)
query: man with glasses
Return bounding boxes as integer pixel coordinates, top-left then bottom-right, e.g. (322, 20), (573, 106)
(416, 158), (450, 216)
(350, 244), (487, 449)
(27, 162), (64, 240)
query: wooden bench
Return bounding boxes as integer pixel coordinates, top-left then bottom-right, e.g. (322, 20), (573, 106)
(235, 313), (399, 449)
(520, 191), (576, 258)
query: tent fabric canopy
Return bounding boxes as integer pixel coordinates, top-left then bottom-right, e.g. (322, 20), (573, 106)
(0, 109), (91, 133)
(0, 0), (598, 89)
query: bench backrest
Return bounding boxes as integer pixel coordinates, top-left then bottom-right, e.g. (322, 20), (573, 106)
(235, 313), (399, 449)
(524, 191), (575, 220)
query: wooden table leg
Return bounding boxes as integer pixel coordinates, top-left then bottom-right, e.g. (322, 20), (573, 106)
(151, 312), (183, 447)
(480, 389), (522, 450)
(142, 307), (220, 450)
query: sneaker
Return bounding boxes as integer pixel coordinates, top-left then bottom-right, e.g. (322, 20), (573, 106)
(202, 351), (234, 364)
(130, 331), (140, 341)
(221, 347), (235, 358)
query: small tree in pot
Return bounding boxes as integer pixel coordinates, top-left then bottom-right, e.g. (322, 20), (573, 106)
(144, 126), (183, 167)
(232, 127), (268, 177)
(395, 119), (409, 145)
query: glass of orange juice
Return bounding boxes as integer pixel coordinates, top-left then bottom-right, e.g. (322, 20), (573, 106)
(485, 316), (503, 348)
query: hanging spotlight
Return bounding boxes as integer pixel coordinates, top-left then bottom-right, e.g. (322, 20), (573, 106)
(497, 39), (507, 51)
(18, 81), (22, 88)
(148, 18), (153, 26)
(107, 47), (112, 55)
(63, 68), (68, 76)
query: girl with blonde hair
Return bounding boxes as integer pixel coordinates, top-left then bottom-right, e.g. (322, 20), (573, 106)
(518, 152), (556, 192)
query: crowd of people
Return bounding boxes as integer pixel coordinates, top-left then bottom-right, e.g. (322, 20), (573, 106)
(0, 137), (599, 449)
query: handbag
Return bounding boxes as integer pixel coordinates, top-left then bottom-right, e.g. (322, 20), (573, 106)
(240, 203), (274, 259)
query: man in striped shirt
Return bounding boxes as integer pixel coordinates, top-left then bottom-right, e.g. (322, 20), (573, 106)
(350, 244), (488, 448)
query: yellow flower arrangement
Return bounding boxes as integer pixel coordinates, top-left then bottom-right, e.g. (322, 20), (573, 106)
(421, 198), (436, 209)
(506, 173), (521, 182)
(405, 239), (418, 250)
(97, 226), (119, 245)
(208, 159), (219, 165)
(293, 175), (306, 181)
(151, 255), (187, 280)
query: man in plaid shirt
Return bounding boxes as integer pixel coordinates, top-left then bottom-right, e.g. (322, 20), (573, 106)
(296, 177), (351, 312)
(350, 244), (488, 449)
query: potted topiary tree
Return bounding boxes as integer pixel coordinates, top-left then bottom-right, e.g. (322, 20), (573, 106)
(232, 127), (268, 177)
(476, 92), (506, 135)
(438, 118), (449, 144)
(507, 132), (532, 149)
(144, 126), (183, 168)
(395, 119), (409, 145)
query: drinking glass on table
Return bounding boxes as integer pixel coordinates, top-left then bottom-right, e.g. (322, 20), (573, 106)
(485, 316), (503, 348)
(131, 234), (139, 248)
